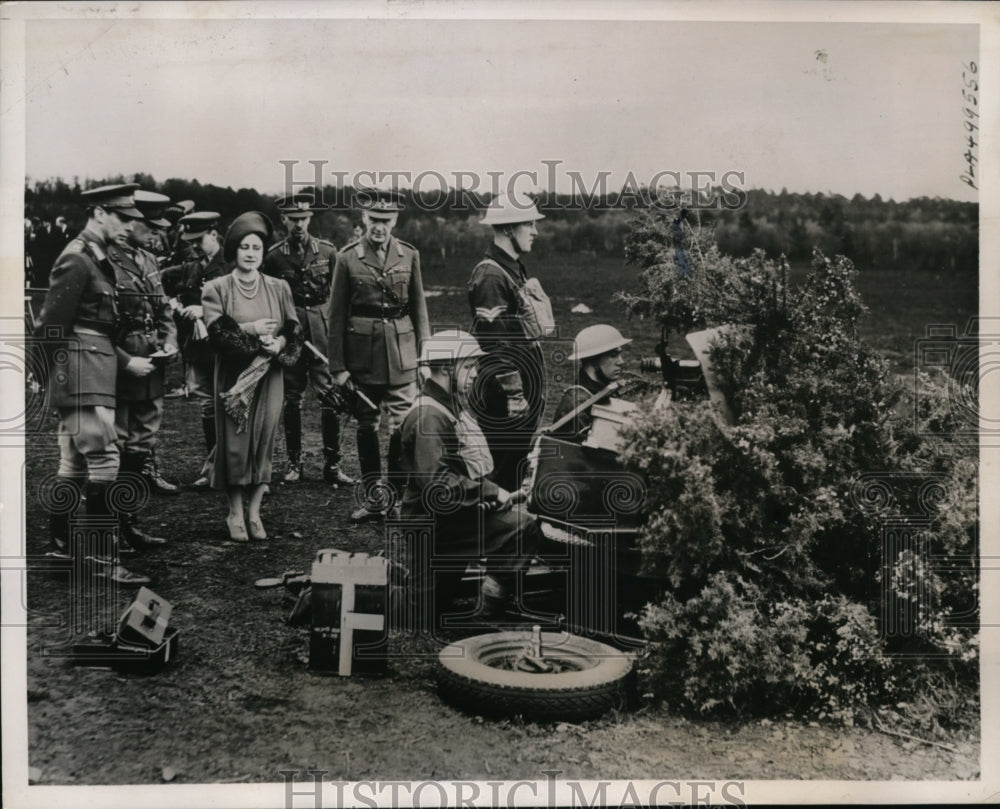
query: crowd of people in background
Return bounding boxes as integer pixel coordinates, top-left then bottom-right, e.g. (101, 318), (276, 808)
(29, 182), (630, 622)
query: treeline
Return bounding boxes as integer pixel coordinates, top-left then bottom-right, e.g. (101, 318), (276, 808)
(26, 176), (977, 272)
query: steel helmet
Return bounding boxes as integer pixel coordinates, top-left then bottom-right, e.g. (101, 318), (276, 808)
(569, 324), (632, 361)
(418, 330), (487, 366)
(480, 191), (546, 227)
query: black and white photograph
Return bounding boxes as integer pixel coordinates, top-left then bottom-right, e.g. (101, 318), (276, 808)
(1, 2), (997, 806)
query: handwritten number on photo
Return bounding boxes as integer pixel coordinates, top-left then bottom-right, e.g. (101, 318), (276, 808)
(960, 61), (978, 190)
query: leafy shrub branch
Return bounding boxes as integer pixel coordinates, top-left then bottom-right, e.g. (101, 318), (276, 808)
(618, 209), (978, 728)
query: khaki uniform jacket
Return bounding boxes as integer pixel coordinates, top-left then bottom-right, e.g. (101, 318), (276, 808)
(326, 236), (429, 386)
(161, 249), (229, 364)
(262, 235), (337, 355)
(34, 228), (120, 409)
(108, 243), (178, 402)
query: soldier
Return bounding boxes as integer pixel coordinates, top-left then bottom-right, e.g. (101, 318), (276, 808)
(107, 190), (181, 522)
(468, 191), (552, 491)
(398, 330), (543, 621)
(551, 324), (631, 442)
(53, 215), (72, 247)
(160, 211), (227, 488)
(262, 193), (353, 486)
(161, 199), (197, 267)
(327, 191), (430, 521)
(34, 184), (150, 584)
(161, 200), (197, 398)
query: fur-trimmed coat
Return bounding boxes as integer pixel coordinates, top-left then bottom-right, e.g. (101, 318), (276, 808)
(207, 312), (302, 368)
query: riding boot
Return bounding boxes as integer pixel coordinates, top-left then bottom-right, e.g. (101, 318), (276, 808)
(143, 447), (179, 495)
(202, 415), (217, 453)
(351, 428), (384, 521)
(118, 451), (167, 548)
(46, 476), (83, 560)
(282, 402), (303, 483)
(386, 429), (405, 512)
(83, 480), (150, 585)
(192, 416), (216, 489)
(321, 407), (354, 486)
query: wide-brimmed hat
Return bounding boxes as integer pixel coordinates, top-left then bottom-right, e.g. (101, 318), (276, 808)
(570, 324), (631, 361)
(480, 191), (545, 227)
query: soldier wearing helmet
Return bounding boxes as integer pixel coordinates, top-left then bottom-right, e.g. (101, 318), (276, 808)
(551, 324), (632, 442)
(467, 191), (552, 492)
(398, 330), (543, 622)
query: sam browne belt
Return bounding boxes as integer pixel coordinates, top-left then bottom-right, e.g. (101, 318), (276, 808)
(350, 304), (410, 319)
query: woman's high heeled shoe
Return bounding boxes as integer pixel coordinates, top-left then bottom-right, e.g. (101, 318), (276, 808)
(247, 516), (267, 541)
(226, 514), (249, 542)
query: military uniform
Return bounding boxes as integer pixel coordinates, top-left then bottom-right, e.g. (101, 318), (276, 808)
(109, 243), (177, 437)
(108, 240), (179, 505)
(34, 184), (150, 583)
(107, 214), (179, 535)
(551, 370), (609, 442)
(399, 377), (542, 619)
(468, 243), (547, 490)
(161, 243), (228, 455)
(327, 232), (429, 508)
(262, 233), (347, 481)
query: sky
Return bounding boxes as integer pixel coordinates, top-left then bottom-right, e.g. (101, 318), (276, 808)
(19, 15), (981, 203)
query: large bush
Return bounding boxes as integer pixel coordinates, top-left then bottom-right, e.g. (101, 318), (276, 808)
(617, 209), (978, 727)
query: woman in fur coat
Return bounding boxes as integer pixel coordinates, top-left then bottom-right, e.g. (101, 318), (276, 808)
(202, 212), (301, 541)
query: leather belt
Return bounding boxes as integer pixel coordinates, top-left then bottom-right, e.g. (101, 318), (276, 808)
(351, 304), (409, 319)
(74, 326), (113, 337)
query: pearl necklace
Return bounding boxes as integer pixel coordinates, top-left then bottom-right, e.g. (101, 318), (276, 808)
(233, 269), (260, 299)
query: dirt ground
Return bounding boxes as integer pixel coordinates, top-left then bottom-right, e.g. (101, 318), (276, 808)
(21, 267), (981, 785)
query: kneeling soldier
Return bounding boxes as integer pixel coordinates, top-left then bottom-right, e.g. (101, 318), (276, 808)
(399, 330), (542, 620)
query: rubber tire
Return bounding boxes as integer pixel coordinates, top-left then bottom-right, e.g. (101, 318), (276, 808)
(437, 631), (633, 722)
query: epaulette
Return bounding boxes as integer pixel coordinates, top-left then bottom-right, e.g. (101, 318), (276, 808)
(341, 239), (360, 252)
(317, 238), (337, 250)
(395, 239), (417, 253)
(62, 238), (85, 255)
(266, 238), (288, 254)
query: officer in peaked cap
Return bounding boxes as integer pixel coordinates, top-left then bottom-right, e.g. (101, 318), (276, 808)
(327, 190), (430, 521)
(34, 183), (151, 584)
(262, 193), (353, 487)
(107, 191), (181, 521)
(160, 199), (198, 265)
(160, 210), (228, 487)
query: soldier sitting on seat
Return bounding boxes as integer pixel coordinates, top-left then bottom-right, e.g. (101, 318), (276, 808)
(551, 324), (631, 443)
(398, 330), (542, 621)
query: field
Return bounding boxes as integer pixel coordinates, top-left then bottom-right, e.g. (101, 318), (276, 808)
(22, 252), (979, 785)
